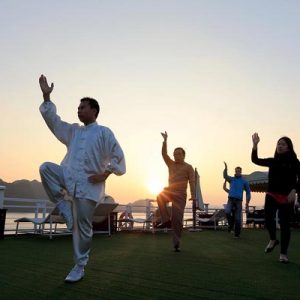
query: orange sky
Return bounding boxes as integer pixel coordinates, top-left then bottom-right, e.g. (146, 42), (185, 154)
(1, 1), (300, 207)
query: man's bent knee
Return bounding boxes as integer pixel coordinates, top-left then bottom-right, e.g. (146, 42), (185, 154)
(39, 162), (52, 175)
(39, 162), (59, 175)
(157, 195), (163, 204)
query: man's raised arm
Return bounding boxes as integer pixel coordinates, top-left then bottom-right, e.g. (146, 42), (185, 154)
(39, 74), (54, 102)
(223, 161), (231, 181)
(39, 74), (74, 146)
(161, 131), (172, 165)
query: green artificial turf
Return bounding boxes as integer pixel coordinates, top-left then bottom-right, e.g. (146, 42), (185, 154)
(0, 229), (300, 299)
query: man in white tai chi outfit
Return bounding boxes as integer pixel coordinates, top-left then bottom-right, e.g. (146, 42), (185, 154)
(38, 74), (126, 283)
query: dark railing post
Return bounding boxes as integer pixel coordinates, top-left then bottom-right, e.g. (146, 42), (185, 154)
(192, 197), (196, 229)
(0, 186), (6, 239)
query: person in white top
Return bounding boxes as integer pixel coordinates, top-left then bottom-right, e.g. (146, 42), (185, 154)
(38, 74), (126, 283)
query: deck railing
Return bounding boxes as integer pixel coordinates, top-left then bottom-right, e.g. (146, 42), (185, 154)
(1, 194), (265, 235)
(3, 197), (196, 234)
(3, 197), (55, 234)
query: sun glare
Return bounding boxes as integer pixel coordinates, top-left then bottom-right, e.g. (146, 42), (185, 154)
(147, 178), (164, 195)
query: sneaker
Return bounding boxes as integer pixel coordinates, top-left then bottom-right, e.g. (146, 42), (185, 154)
(265, 240), (279, 253)
(58, 200), (73, 231)
(65, 264), (85, 283)
(279, 254), (289, 264)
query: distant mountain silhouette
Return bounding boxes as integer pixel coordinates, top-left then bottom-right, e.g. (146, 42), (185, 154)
(0, 179), (48, 199)
(0, 179), (155, 206)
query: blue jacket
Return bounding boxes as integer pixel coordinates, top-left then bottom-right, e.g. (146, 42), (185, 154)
(223, 170), (251, 202)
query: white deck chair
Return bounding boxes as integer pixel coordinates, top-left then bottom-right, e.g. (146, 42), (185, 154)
(118, 212), (155, 232)
(14, 205), (68, 239)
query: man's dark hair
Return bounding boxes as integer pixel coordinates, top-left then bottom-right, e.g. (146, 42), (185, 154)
(80, 97), (100, 118)
(174, 147), (186, 156)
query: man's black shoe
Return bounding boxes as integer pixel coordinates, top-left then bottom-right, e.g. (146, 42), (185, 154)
(174, 245), (181, 252)
(157, 220), (171, 229)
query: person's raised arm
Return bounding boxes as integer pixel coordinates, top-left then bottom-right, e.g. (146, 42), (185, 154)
(251, 133), (271, 167)
(161, 131), (172, 165)
(39, 74), (54, 102)
(252, 133), (260, 151)
(223, 161), (230, 181)
(39, 74), (74, 146)
(223, 180), (229, 193)
(251, 133), (260, 164)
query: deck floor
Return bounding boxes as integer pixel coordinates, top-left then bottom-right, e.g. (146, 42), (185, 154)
(1, 229), (300, 299)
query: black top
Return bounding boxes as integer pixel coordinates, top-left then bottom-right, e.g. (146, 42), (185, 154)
(251, 149), (300, 195)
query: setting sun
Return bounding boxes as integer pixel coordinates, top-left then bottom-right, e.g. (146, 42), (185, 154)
(147, 178), (164, 195)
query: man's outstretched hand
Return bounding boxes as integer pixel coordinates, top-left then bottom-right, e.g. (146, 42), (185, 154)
(39, 74), (54, 101)
(161, 131), (168, 142)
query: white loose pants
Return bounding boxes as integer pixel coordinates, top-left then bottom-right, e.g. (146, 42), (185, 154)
(39, 162), (96, 266)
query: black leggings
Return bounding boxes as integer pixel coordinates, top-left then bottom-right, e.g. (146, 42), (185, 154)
(264, 194), (293, 255)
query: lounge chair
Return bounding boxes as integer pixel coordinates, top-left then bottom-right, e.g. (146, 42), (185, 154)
(197, 209), (227, 230)
(118, 212), (155, 232)
(15, 202), (119, 239)
(246, 208), (265, 228)
(133, 212), (155, 232)
(14, 205), (68, 239)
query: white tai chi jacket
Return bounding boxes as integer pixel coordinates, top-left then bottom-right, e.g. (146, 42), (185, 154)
(40, 100), (126, 203)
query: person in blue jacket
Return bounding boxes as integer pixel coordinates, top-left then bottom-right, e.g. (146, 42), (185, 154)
(223, 162), (251, 237)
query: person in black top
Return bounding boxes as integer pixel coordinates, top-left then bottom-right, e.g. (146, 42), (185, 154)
(251, 133), (300, 263)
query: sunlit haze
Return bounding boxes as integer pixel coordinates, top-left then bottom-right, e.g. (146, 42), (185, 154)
(1, 1), (300, 207)
(147, 177), (165, 196)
